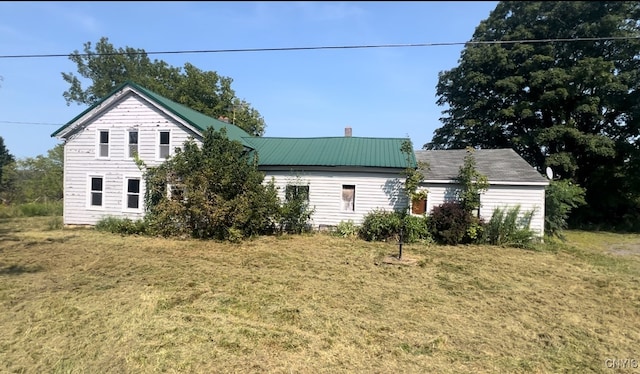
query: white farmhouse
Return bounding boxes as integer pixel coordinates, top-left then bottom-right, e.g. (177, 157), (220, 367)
(52, 81), (548, 235)
(52, 81), (412, 226)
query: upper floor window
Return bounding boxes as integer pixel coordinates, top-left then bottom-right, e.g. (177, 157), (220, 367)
(159, 131), (170, 159)
(98, 130), (109, 158)
(128, 130), (138, 158)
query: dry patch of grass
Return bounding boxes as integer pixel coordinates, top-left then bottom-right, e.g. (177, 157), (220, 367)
(1, 217), (639, 373)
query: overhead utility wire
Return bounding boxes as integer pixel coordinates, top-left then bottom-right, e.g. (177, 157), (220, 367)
(0, 120), (62, 126)
(1, 36), (639, 59)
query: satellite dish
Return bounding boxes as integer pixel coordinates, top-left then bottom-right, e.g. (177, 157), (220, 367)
(545, 167), (554, 180)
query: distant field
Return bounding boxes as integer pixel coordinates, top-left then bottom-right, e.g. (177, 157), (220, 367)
(1, 217), (639, 373)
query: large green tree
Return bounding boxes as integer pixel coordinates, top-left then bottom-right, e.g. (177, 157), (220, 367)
(0, 136), (15, 198)
(426, 1), (640, 229)
(62, 37), (266, 136)
(14, 144), (64, 203)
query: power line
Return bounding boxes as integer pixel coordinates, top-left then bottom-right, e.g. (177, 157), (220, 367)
(1, 36), (639, 59)
(0, 120), (63, 126)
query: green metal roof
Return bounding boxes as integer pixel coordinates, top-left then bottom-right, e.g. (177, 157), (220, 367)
(245, 137), (416, 168)
(51, 81), (253, 147)
(51, 82), (418, 169)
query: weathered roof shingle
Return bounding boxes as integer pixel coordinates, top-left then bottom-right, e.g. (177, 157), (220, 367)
(415, 149), (548, 184)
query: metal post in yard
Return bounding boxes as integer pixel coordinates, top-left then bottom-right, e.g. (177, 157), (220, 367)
(398, 226), (403, 260)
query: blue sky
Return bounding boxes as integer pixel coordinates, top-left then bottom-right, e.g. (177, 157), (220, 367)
(0, 1), (498, 159)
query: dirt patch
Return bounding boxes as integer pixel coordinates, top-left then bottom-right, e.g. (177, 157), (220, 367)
(608, 242), (640, 256)
(381, 253), (420, 266)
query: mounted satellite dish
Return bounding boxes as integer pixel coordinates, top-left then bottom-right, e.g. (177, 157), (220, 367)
(545, 166), (554, 180)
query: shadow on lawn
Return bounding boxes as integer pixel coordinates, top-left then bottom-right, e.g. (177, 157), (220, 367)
(0, 263), (43, 276)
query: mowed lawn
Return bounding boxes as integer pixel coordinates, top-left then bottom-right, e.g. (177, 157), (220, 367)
(1, 217), (639, 373)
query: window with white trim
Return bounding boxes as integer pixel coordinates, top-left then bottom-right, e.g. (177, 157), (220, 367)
(341, 185), (355, 212)
(126, 178), (141, 209)
(98, 130), (109, 158)
(159, 131), (170, 159)
(128, 130), (138, 158)
(90, 177), (103, 207)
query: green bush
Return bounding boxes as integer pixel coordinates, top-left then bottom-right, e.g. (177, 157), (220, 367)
(279, 189), (314, 235)
(403, 214), (431, 244)
(143, 128), (281, 241)
(545, 179), (586, 239)
(359, 209), (403, 242)
(359, 209), (430, 243)
(427, 201), (474, 245)
(95, 216), (148, 235)
(335, 220), (358, 238)
(483, 205), (535, 248)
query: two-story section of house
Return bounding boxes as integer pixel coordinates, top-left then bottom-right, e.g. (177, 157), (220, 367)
(51, 81), (252, 225)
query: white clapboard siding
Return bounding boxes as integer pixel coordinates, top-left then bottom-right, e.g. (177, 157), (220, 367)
(421, 182), (546, 237)
(480, 184), (545, 237)
(62, 94), (200, 225)
(264, 170), (408, 227)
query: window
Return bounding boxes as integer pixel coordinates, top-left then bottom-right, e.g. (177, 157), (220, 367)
(285, 185), (309, 201)
(90, 177), (103, 207)
(159, 131), (170, 159)
(98, 130), (109, 157)
(128, 130), (138, 158)
(412, 199), (427, 214)
(126, 178), (141, 209)
(342, 185), (355, 211)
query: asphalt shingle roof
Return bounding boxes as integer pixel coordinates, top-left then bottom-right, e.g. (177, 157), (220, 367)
(415, 149), (549, 184)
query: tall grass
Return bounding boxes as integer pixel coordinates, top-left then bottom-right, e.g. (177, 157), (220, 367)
(0, 201), (62, 218)
(483, 205), (536, 248)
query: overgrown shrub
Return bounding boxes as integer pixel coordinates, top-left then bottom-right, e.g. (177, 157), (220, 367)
(95, 216), (148, 235)
(359, 209), (430, 243)
(359, 209), (403, 242)
(335, 220), (358, 238)
(403, 214), (431, 244)
(142, 128), (281, 241)
(279, 186), (314, 234)
(545, 179), (586, 239)
(483, 205), (535, 248)
(427, 201), (474, 245)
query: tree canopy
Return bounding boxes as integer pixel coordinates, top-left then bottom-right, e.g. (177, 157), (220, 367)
(0, 136), (15, 198)
(426, 1), (640, 229)
(62, 37), (266, 136)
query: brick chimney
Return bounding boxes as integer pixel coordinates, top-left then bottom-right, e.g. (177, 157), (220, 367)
(345, 126), (352, 137)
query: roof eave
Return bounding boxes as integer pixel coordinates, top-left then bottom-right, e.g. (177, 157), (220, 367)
(422, 178), (549, 186)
